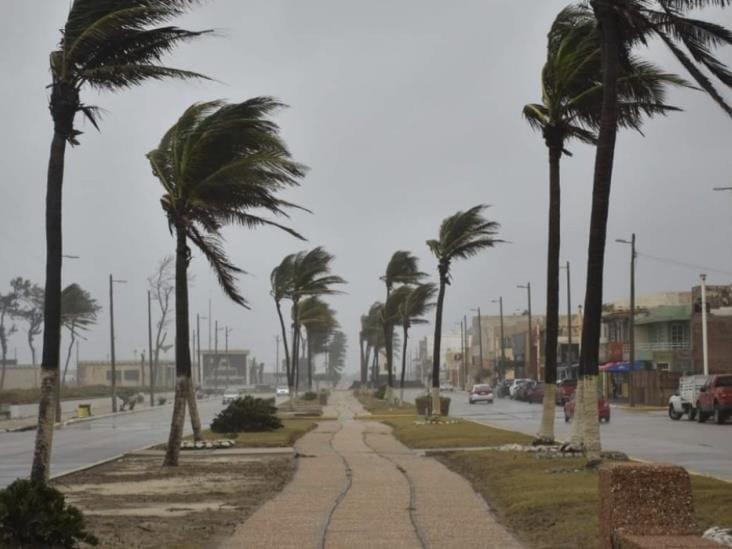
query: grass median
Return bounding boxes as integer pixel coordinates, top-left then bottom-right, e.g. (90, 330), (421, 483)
(182, 418), (318, 448)
(370, 409), (732, 548)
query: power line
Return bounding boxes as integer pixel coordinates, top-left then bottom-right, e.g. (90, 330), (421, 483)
(636, 251), (732, 277)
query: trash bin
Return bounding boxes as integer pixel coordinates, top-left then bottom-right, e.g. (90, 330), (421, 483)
(77, 404), (92, 418)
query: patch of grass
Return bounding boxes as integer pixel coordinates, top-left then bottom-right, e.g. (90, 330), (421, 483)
(355, 392), (416, 416)
(185, 419), (317, 448)
(381, 415), (532, 449)
(437, 450), (732, 549)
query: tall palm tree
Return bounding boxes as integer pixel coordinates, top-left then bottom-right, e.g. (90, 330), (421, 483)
(271, 255), (296, 392)
(524, 4), (687, 445)
(363, 302), (385, 385)
(32, 0), (210, 482)
(394, 283), (437, 402)
(59, 284), (100, 421)
(427, 206), (503, 414)
(298, 297), (338, 391)
(380, 251), (426, 401)
(148, 98), (306, 466)
(580, 0), (732, 462)
(287, 248), (346, 394)
(326, 330), (347, 384)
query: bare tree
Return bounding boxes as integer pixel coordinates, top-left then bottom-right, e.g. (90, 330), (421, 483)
(148, 256), (175, 386)
(14, 279), (45, 366)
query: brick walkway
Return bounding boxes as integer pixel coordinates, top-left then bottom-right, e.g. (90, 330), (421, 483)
(222, 391), (523, 549)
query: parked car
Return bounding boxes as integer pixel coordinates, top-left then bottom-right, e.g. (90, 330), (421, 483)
(276, 386), (290, 397)
(696, 374), (732, 424)
(469, 384), (494, 404)
(515, 380), (536, 402)
(526, 382), (545, 404)
(495, 379), (512, 398)
(509, 378), (531, 399)
(555, 378), (578, 405)
(668, 375), (708, 421)
(440, 382), (455, 392)
(564, 394), (610, 423)
(222, 389), (240, 405)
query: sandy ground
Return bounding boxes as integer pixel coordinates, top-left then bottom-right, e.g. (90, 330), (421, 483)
(53, 453), (293, 548)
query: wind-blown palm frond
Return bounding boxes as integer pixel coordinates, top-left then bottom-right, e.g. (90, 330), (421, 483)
(61, 283), (100, 335)
(288, 247), (347, 300)
(427, 205), (503, 272)
(382, 251), (428, 289)
(149, 98), (308, 307)
(398, 283), (437, 329)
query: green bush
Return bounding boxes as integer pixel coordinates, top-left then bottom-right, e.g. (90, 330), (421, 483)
(302, 391), (318, 401)
(0, 479), (98, 548)
(210, 396), (283, 433)
(374, 385), (387, 400)
(415, 395), (451, 416)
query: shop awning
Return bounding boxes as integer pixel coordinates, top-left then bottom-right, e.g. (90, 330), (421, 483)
(599, 361), (644, 373)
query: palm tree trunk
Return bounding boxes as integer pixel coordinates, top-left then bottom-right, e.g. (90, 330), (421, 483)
(359, 333), (366, 386)
(163, 225), (193, 467)
(580, 4), (622, 463)
(56, 328), (76, 423)
(275, 300), (292, 390)
(0, 341), (6, 391)
(431, 267), (448, 415)
(31, 111), (72, 482)
(383, 286), (394, 402)
(186, 381), (202, 442)
(364, 343), (372, 387)
(538, 142), (562, 444)
(400, 323), (409, 403)
(307, 333), (313, 392)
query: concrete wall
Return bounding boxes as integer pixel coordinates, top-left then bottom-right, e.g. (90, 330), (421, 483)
(0, 365), (40, 389)
(691, 314), (732, 374)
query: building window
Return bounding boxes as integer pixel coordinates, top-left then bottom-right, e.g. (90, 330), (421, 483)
(106, 371), (122, 382)
(670, 323), (687, 346)
(656, 362), (670, 372)
(124, 370), (139, 382)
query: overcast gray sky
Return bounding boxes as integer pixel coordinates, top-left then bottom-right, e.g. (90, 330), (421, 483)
(1, 1), (731, 374)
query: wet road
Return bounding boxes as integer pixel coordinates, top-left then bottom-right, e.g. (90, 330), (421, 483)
(405, 389), (732, 481)
(0, 397), (230, 488)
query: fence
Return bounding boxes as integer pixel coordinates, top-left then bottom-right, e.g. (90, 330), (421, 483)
(628, 370), (681, 406)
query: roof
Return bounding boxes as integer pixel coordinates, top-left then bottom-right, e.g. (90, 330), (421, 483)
(634, 305), (691, 326)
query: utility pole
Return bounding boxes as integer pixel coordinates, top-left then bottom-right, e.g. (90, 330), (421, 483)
(458, 320), (464, 389)
(701, 274), (709, 376)
(275, 334), (280, 386)
(214, 319), (219, 388)
(109, 275), (126, 413)
(147, 290), (154, 407)
(463, 314), (468, 389)
(493, 297), (506, 380)
(616, 235), (637, 405)
(517, 283), (533, 379)
(561, 262), (572, 366)
(208, 299), (212, 354)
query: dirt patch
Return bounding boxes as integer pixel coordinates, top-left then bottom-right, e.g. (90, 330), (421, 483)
(52, 453), (294, 548)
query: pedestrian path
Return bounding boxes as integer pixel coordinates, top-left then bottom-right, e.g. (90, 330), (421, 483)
(223, 390), (523, 548)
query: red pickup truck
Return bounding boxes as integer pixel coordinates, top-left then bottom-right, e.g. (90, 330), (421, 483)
(696, 374), (732, 425)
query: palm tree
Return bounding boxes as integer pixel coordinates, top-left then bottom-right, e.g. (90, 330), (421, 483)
(148, 98), (306, 466)
(426, 206), (503, 414)
(32, 0), (210, 483)
(579, 0), (732, 462)
(524, 4), (687, 445)
(59, 284), (100, 421)
(326, 330), (347, 385)
(380, 252), (426, 401)
(394, 283), (437, 402)
(287, 248), (346, 394)
(363, 302), (385, 385)
(298, 297), (338, 391)
(271, 255), (296, 393)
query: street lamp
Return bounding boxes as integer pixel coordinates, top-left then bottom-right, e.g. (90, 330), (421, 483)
(616, 235), (636, 406)
(517, 283), (533, 379)
(109, 275), (127, 413)
(560, 262), (572, 366)
(491, 297), (506, 380)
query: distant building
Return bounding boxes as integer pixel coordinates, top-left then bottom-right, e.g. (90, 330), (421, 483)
(0, 361), (41, 390)
(77, 359), (176, 388)
(691, 284), (732, 375)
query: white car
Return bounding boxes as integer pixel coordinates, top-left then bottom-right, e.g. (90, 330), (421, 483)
(440, 382), (455, 392)
(509, 379), (531, 399)
(276, 386), (290, 396)
(469, 384), (494, 404)
(222, 389), (239, 404)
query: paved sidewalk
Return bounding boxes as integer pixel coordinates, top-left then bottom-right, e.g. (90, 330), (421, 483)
(223, 391), (523, 549)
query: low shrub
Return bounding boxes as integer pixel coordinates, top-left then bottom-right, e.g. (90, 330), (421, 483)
(302, 391), (318, 401)
(374, 385), (387, 400)
(210, 396), (283, 433)
(0, 479), (98, 548)
(157, 396), (167, 406)
(415, 395), (451, 416)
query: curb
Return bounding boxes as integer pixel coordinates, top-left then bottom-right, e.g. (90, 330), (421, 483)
(50, 440), (161, 483)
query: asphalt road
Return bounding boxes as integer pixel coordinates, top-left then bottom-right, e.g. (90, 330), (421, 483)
(0, 396), (232, 488)
(404, 389), (731, 481)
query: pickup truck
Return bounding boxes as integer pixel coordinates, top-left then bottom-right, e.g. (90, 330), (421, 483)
(696, 374), (732, 424)
(668, 375), (707, 421)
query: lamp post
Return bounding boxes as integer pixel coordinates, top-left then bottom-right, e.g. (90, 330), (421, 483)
(560, 262), (572, 366)
(491, 297), (506, 380)
(456, 321), (464, 389)
(109, 275), (127, 413)
(616, 235), (636, 406)
(517, 283), (533, 379)
(147, 290), (154, 406)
